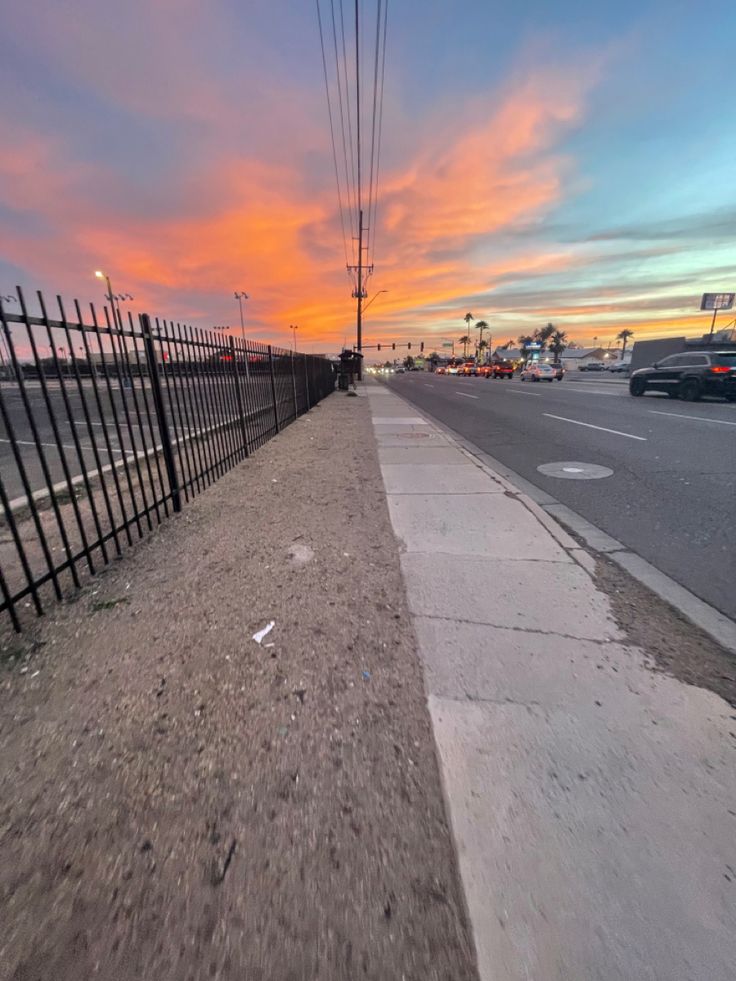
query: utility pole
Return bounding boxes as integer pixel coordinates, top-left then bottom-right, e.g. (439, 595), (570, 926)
(347, 211), (372, 376)
(357, 209), (364, 354)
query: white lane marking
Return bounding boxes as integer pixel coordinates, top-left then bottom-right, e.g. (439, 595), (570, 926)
(650, 410), (736, 427)
(543, 413), (647, 441)
(507, 387), (543, 397)
(0, 437), (95, 451)
(557, 387), (621, 396)
(456, 392), (479, 399)
(423, 384), (435, 388)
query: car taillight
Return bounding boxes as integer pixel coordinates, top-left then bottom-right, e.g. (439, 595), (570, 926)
(709, 365), (731, 373)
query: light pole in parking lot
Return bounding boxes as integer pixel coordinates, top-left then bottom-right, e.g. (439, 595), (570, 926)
(234, 291), (249, 346)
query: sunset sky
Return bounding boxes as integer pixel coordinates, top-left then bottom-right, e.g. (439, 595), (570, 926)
(1, 0), (734, 353)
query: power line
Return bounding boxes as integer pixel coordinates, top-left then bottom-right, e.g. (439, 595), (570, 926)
(329, 0), (357, 262)
(315, 0), (350, 268)
(338, 0), (358, 259)
(354, 0), (362, 214)
(369, 0), (388, 269)
(366, 0), (386, 269)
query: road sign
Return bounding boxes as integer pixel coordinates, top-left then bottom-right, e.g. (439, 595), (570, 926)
(527, 341), (542, 349)
(441, 342), (454, 348)
(700, 293), (734, 311)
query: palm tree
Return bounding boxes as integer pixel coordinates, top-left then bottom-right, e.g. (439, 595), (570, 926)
(474, 320), (489, 361)
(550, 329), (568, 358)
(616, 329), (634, 359)
(464, 312), (474, 334)
(517, 334), (534, 358)
(477, 338), (489, 363)
(458, 335), (472, 358)
(536, 322), (556, 349)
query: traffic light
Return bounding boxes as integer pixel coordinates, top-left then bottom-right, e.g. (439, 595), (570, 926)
(377, 344), (381, 351)
(407, 342), (412, 350)
(420, 342), (424, 352)
(392, 343), (395, 350)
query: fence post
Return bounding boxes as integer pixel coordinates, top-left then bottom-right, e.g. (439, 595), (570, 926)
(268, 344), (280, 433)
(291, 351), (299, 419)
(303, 355), (311, 409)
(229, 336), (250, 457)
(142, 313), (181, 512)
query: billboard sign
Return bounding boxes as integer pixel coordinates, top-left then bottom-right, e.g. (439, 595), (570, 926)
(441, 341), (454, 348)
(700, 292), (734, 311)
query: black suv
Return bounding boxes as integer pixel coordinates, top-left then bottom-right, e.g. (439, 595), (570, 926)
(629, 350), (736, 402)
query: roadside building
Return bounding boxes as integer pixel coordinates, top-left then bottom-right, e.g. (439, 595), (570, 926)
(559, 347), (606, 371)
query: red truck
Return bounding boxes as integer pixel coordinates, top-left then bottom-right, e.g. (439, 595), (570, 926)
(488, 359), (514, 379)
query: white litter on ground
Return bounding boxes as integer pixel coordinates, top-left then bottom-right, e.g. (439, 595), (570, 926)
(252, 621), (275, 644)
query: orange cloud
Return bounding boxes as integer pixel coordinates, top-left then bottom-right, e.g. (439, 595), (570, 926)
(12, 50), (699, 353)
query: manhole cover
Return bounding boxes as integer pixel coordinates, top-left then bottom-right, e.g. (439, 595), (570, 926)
(537, 461), (613, 480)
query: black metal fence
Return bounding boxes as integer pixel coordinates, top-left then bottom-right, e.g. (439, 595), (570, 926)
(0, 288), (335, 630)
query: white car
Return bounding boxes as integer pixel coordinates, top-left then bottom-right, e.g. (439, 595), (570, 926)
(446, 363), (460, 375)
(520, 362), (555, 382)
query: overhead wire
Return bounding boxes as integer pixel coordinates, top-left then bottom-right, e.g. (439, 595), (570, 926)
(315, 0), (351, 268)
(316, 0), (388, 289)
(368, 0), (388, 270)
(329, 0), (357, 264)
(338, 0), (358, 265)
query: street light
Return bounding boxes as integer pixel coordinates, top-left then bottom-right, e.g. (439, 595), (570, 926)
(95, 270), (122, 329)
(363, 289), (388, 314)
(234, 291), (249, 345)
(289, 324), (299, 351)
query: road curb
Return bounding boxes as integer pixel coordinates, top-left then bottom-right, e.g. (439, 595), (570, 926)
(377, 380), (736, 656)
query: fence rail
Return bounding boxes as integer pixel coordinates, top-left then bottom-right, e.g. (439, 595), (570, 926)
(0, 288), (334, 630)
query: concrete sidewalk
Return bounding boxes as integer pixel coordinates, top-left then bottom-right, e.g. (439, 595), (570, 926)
(368, 381), (736, 981)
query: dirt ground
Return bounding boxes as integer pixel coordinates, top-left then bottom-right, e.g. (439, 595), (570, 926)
(596, 556), (736, 709)
(0, 392), (479, 981)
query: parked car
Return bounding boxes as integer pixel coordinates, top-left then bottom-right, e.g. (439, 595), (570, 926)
(520, 362), (556, 382)
(490, 359), (514, 379)
(458, 361), (477, 376)
(629, 351), (736, 402)
(578, 361), (606, 372)
(607, 362), (630, 373)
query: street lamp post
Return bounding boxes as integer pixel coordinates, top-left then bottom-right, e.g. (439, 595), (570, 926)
(234, 291), (249, 346)
(290, 324), (298, 352)
(362, 289), (388, 314)
(95, 270), (121, 329)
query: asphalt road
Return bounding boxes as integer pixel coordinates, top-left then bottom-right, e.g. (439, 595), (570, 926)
(0, 379), (289, 502)
(384, 371), (736, 620)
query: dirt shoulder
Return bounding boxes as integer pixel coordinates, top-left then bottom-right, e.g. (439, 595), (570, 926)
(0, 391), (478, 981)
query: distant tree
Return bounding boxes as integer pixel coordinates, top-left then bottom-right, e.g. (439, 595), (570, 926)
(477, 338), (489, 363)
(464, 312), (474, 334)
(404, 355), (415, 369)
(504, 339), (515, 348)
(459, 334), (472, 358)
(536, 322), (556, 349)
(549, 330), (568, 357)
(517, 334), (534, 358)
(475, 320), (489, 361)
(617, 329), (634, 359)
(566, 339), (580, 349)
